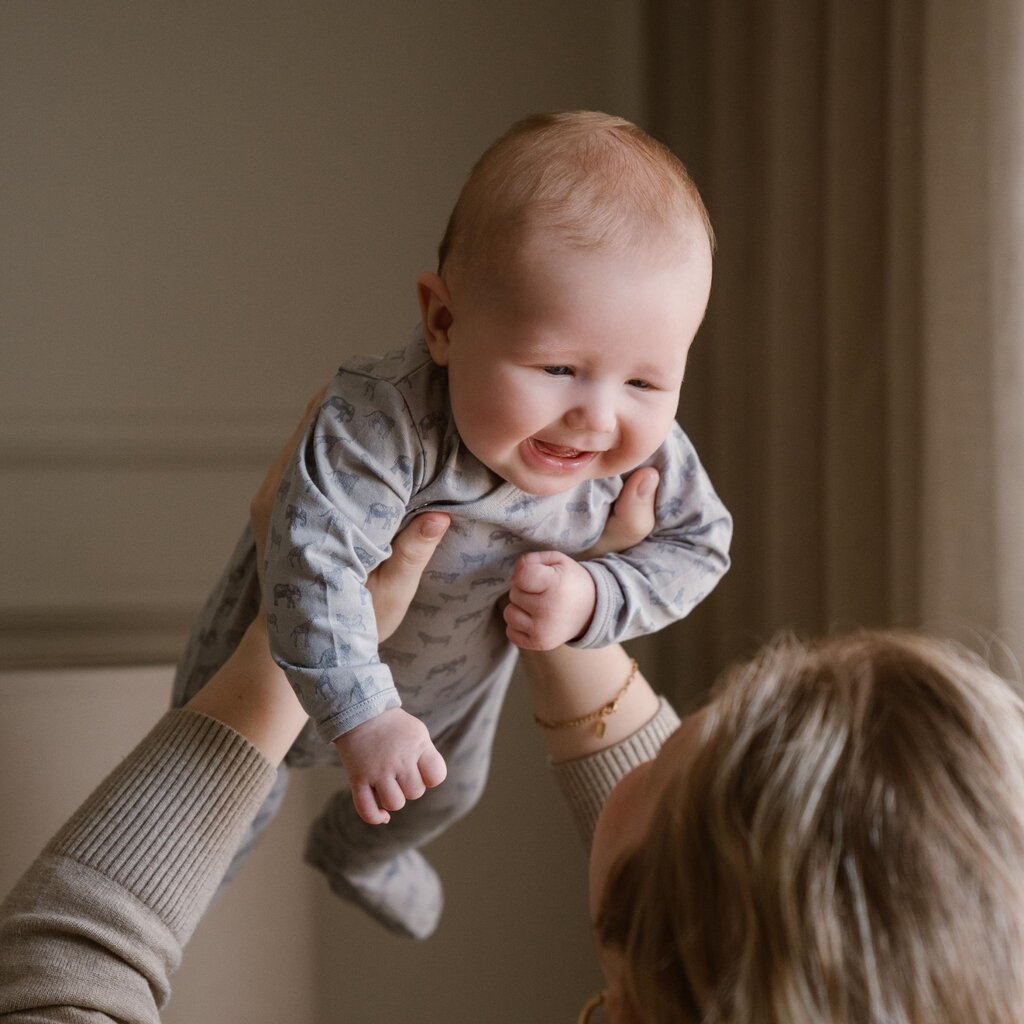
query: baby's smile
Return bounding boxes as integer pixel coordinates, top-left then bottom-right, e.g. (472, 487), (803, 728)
(522, 436), (602, 473)
(534, 440), (587, 458)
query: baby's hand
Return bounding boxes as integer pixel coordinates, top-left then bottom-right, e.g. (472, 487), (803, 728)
(504, 551), (597, 651)
(333, 708), (447, 825)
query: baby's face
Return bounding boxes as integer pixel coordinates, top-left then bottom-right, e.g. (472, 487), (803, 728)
(424, 234), (712, 496)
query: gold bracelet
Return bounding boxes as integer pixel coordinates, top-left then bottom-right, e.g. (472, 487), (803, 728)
(533, 659), (639, 739)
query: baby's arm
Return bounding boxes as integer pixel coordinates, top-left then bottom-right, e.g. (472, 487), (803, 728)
(504, 551), (597, 651)
(262, 367), (447, 824)
(508, 424), (731, 652)
(263, 381), (406, 740)
(569, 423), (732, 647)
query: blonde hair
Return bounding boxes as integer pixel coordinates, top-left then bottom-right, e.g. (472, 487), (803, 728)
(437, 111), (714, 285)
(599, 631), (1024, 1023)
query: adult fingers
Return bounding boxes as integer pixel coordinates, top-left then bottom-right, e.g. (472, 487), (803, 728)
(386, 512), (450, 572)
(368, 513), (450, 640)
(583, 467), (659, 558)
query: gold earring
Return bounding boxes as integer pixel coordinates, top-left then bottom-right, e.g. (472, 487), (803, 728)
(576, 989), (606, 1023)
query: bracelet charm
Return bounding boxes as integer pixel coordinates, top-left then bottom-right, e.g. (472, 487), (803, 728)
(534, 659), (639, 736)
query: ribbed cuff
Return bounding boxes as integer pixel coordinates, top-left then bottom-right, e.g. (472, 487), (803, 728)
(568, 562), (616, 649)
(48, 709), (276, 941)
(552, 698), (681, 848)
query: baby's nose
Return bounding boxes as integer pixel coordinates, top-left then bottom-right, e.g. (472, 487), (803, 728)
(565, 395), (617, 435)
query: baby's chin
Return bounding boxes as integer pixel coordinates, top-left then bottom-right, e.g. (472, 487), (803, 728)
(504, 467), (608, 498)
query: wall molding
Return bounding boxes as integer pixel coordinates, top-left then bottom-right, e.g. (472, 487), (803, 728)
(0, 408), (286, 667)
(0, 409), (295, 468)
(0, 601), (197, 669)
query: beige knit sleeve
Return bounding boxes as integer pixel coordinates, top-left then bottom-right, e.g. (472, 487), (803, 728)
(48, 709), (276, 941)
(550, 697), (681, 847)
(0, 709), (277, 1022)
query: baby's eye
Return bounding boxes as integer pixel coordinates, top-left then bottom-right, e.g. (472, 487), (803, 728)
(627, 378), (654, 390)
(543, 365), (573, 377)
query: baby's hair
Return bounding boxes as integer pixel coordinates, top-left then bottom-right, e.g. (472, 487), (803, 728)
(437, 111), (714, 284)
(600, 630), (1024, 1023)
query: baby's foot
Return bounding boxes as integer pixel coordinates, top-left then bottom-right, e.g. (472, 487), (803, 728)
(305, 835), (443, 940)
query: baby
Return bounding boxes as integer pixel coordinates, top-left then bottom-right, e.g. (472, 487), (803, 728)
(173, 111), (732, 938)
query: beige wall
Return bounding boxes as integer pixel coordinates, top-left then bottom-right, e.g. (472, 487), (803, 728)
(0, 0), (645, 666)
(0, 3), (644, 1021)
(9, 2), (1016, 1020)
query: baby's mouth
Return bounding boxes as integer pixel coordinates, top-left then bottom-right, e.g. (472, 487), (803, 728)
(524, 437), (601, 473)
(533, 440), (584, 459)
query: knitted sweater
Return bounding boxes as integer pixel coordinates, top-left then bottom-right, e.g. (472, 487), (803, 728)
(0, 702), (679, 1021)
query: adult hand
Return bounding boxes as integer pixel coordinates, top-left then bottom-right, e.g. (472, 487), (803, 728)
(366, 513), (449, 640)
(583, 466), (659, 558)
(249, 387), (326, 572)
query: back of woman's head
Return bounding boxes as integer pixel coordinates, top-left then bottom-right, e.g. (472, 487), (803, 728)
(601, 631), (1024, 1023)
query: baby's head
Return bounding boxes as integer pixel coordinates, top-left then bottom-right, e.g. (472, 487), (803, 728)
(436, 110), (714, 292)
(418, 111), (714, 495)
(596, 631), (1024, 1022)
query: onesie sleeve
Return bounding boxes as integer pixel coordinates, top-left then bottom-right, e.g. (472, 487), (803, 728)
(262, 369), (422, 744)
(571, 421), (732, 648)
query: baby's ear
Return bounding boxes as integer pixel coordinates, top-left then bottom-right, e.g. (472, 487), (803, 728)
(416, 272), (454, 366)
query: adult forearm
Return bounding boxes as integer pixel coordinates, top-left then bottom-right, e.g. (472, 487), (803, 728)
(520, 644), (661, 763)
(184, 610), (308, 765)
(524, 644), (680, 846)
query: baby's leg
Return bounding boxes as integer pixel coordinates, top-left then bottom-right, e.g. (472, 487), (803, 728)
(304, 675), (510, 939)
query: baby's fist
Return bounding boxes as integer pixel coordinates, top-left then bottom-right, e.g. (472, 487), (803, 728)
(504, 550), (596, 651)
(334, 708), (447, 825)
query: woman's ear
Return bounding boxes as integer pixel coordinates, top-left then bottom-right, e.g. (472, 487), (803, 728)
(416, 272), (454, 366)
(598, 948), (644, 1024)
